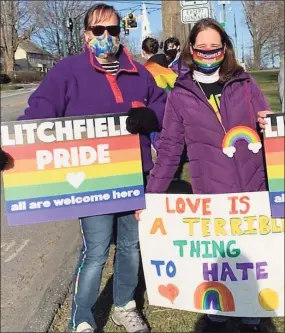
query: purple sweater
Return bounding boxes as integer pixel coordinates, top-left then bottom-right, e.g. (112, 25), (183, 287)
(147, 71), (270, 194)
(19, 46), (167, 173)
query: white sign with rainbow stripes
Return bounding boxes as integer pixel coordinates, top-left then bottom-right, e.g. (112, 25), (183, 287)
(139, 192), (284, 317)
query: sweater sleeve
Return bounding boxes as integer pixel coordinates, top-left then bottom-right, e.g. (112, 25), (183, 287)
(146, 72), (167, 128)
(146, 93), (185, 193)
(18, 61), (70, 120)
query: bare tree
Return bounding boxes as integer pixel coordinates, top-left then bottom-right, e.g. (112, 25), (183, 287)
(242, 1), (284, 70)
(0, 1), (40, 74)
(33, 0), (94, 57)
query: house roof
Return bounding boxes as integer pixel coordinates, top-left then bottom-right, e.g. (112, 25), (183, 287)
(18, 40), (53, 57)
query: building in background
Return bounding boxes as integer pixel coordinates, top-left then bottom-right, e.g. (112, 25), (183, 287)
(14, 40), (55, 72)
(141, 2), (152, 44)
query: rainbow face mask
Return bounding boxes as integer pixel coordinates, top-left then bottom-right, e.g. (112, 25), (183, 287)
(192, 47), (225, 74)
(88, 33), (120, 59)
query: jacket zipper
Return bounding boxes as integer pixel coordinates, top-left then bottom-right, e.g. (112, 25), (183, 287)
(194, 78), (227, 134)
(191, 77), (249, 192)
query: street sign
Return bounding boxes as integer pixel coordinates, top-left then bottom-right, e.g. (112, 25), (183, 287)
(181, 6), (209, 24)
(220, 22), (226, 29)
(180, 0), (208, 6)
(218, 1), (230, 4)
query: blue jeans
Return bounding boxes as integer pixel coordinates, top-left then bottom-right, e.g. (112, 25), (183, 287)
(69, 212), (140, 330)
(208, 314), (260, 325)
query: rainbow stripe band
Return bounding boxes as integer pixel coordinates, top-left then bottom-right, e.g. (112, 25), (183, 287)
(264, 131), (285, 218)
(222, 126), (261, 148)
(194, 282), (235, 312)
(193, 49), (224, 69)
(145, 62), (177, 92)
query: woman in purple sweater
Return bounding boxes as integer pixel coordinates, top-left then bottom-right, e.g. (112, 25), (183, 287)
(144, 18), (272, 333)
(18, 4), (166, 332)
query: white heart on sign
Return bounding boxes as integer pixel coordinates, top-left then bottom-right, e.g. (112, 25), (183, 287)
(66, 172), (85, 188)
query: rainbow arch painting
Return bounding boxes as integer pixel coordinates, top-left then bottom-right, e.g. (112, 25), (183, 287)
(222, 126), (262, 158)
(194, 282), (235, 312)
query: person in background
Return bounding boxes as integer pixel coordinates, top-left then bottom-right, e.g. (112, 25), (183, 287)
(164, 37), (189, 76)
(141, 37), (177, 150)
(142, 37), (177, 91)
(164, 37), (181, 68)
(141, 37), (190, 192)
(18, 3), (166, 332)
(278, 61), (284, 113)
(139, 18), (272, 333)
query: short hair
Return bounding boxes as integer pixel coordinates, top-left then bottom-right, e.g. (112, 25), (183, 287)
(164, 37), (180, 54)
(142, 37), (159, 55)
(84, 3), (121, 30)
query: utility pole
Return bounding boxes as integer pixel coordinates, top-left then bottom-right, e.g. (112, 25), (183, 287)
(161, 1), (189, 45)
(233, 13), (238, 60)
(209, 1), (214, 18)
(222, 3), (226, 23)
(62, 18), (68, 57)
(241, 33), (245, 63)
(67, 17), (74, 55)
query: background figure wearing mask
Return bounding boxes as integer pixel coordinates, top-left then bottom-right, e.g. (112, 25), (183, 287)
(164, 37), (181, 68)
(142, 37), (177, 151)
(164, 37), (188, 76)
(142, 37), (190, 191)
(18, 3), (166, 332)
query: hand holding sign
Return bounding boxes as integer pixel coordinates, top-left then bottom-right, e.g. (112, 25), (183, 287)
(257, 110), (274, 130)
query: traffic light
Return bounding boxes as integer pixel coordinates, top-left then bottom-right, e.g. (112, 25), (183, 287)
(121, 18), (129, 35)
(125, 13), (137, 29)
(67, 18), (73, 32)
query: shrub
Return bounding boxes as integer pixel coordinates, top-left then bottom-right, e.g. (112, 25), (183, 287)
(0, 73), (11, 84)
(10, 71), (45, 84)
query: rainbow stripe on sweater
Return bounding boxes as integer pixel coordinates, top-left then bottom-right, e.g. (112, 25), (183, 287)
(145, 62), (178, 92)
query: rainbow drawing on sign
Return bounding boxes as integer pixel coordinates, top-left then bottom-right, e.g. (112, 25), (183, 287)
(222, 126), (262, 158)
(194, 282), (235, 312)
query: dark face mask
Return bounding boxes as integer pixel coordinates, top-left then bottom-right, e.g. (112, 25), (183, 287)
(166, 49), (178, 60)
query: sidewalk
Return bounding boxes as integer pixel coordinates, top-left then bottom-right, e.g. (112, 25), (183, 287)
(1, 84), (38, 98)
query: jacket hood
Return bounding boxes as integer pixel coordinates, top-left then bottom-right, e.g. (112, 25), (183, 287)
(148, 54), (169, 68)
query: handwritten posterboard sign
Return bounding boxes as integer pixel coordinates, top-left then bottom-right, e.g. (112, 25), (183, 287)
(264, 113), (285, 218)
(139, 192), (284, 317)
(1, 114), (145, 226)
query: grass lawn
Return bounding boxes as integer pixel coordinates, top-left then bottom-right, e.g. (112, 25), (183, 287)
(250, 71), (281, 113)
(50, 71), (284, 332)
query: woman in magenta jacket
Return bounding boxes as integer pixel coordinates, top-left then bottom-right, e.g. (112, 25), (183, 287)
(143, 18), (272, 333)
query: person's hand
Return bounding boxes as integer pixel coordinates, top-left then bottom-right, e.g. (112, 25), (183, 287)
(0, 150), (14, 171)
(126, 107), (160, 135)
(135, 210), (143, 221)
(257, 110), (274, 130)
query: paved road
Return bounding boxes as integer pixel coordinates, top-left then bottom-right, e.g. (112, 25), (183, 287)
(1, 89), (81, 332)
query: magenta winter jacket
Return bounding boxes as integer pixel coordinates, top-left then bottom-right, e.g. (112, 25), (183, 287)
(147, 71), (270, 194)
